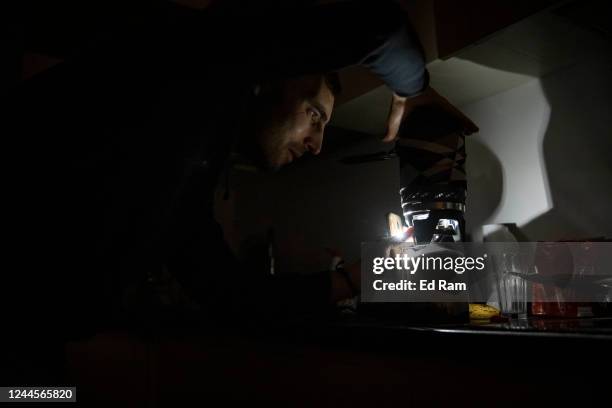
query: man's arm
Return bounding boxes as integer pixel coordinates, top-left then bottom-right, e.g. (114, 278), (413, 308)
(360, 24), (429, 98)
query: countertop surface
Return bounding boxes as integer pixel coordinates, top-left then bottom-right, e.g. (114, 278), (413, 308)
(332, 315), (612, 340)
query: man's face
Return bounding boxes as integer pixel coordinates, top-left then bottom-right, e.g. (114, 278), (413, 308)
(256, 75), (334, 170)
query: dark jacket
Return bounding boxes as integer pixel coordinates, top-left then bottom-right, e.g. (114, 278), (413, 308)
(9, 0), (427, 333)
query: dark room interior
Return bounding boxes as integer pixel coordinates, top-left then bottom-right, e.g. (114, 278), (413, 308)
(4, 0), (612, 406)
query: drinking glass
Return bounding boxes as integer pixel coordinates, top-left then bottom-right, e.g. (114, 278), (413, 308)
(496, 252), (528, 320)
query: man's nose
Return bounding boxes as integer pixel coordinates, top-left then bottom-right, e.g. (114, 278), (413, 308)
(304, 129), (324, 155)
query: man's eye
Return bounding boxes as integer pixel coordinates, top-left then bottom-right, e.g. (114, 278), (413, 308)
(309, 109), (321, 123)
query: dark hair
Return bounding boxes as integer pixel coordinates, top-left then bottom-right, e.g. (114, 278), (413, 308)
(324, 72), (342, 97)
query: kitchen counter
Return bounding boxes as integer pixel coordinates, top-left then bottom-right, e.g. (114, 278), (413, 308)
(326, 314), (612, 340)
(64, 312), (612, 407)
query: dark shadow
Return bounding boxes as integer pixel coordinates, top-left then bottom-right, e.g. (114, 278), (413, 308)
(464, 139), (505, 240)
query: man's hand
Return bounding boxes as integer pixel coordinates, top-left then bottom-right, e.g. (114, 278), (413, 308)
(383, 87), (479, 142)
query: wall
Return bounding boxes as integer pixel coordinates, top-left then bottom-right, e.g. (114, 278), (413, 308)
(463, 51), (612, 240)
